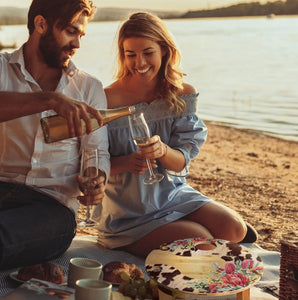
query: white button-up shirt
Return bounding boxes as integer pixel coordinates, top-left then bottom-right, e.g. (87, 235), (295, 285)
(0, 46), (110, 214)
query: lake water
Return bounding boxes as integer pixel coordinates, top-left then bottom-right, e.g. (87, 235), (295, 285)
(1, 16), (297, 142)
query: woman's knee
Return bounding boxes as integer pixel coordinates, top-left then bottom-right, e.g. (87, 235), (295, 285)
(220, 216), (247, 242)
(186, 202), (247, 242)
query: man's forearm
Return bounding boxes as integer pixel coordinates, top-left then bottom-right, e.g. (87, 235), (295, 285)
(0, 91), (54, 122)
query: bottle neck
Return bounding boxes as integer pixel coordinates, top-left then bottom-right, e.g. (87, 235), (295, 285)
(101, 106), (135, 124)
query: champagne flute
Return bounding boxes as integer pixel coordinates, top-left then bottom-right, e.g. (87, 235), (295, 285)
(78, 148), (98, 227)
(129, 112), (164, 185)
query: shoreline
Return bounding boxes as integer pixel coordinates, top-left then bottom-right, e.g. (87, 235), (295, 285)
(77, 121), (298, 252)
(204, 119), (298, 143)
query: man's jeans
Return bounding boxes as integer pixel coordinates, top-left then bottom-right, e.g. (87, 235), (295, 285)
(0, 182), (76, 270)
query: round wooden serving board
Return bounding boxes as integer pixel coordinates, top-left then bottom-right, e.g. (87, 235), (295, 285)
(145, 238), (264, 297)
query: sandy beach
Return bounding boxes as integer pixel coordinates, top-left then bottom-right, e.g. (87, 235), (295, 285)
(77, 121), (298, 252)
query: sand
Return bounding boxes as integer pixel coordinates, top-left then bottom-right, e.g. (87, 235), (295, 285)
(77, 121), (298, 252)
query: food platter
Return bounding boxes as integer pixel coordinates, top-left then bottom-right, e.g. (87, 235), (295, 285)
(9, 270), (67, 285)
(9, 271), (25, 283)
(145, 237), (264, 296)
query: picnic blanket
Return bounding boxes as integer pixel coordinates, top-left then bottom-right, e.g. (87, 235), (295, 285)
(0, 236), (280, 299)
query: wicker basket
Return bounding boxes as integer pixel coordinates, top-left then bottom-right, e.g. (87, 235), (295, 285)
(279, 240), (298, 300)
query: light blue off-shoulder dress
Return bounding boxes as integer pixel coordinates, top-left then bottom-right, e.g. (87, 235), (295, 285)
(93, 93), (212, 249)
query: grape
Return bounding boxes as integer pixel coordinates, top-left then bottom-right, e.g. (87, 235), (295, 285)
(132, 278), (145, 288)
(138, 285), (147, 297)
(117, 274), (158, 299)
(124, 284), (138, 297)
(120, 271), (131, 281)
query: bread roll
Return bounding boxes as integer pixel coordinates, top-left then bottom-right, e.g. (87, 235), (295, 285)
(17, 262), (64, 284)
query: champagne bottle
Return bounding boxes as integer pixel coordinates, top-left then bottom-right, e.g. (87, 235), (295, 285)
(40, 105), (136, 143)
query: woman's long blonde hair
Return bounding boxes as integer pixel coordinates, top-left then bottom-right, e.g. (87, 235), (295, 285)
(116, 12), (186, 113)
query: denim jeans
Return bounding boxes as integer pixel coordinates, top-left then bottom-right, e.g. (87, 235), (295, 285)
(0, 182), (76, 270)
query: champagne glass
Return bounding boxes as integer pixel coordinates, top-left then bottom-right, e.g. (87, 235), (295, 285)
(129, 112), (164, 185)
(78, 148), (98, 227)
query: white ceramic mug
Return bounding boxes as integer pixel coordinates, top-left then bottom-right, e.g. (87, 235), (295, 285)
(75, 279), (112, 300)
(67, 257), (103, 288)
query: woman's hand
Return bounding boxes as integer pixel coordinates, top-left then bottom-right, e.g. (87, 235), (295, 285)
(138, 135), (186, 173)
(138, 135), (167, 159)
(127, 151), (157, 174)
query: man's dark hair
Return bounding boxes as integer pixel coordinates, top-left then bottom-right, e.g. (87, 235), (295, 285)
(27, 0), (96, 35)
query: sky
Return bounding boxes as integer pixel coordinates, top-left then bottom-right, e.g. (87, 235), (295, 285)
(0, 0), (271, 11)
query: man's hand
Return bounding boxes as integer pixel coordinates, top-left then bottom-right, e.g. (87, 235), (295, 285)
(77, 170), (106, 206)
(51, 92), (103, 138)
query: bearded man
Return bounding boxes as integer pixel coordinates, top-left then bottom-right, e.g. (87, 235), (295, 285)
(0, 0), (110, 270)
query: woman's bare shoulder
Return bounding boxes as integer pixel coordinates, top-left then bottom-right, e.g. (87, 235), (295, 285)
(104, 82), (123, 108)
(105, 80), (139, 108)
(104, 81), (119, 95)
(180, 83), (197, 95)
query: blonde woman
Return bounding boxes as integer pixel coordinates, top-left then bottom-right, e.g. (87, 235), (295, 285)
(93, 12), (256, 257)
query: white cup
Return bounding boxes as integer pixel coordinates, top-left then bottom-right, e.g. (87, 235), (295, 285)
(67, 257), (103, 288)
(75, 279), (112, 300)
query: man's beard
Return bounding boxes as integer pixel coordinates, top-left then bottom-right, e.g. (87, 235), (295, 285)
(39, 29), (74, 69)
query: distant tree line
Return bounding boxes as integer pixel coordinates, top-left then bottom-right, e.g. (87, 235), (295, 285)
(0, 6), (27, 25)
(182, 0), (298, 18)
(0, 16), (26, 25)
(0, 0), (298, 26)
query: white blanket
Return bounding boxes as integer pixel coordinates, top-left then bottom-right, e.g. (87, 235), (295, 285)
(0, 236), (280, 299)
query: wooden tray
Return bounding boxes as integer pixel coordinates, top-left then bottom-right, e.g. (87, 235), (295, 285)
(145, 238), (264, 297)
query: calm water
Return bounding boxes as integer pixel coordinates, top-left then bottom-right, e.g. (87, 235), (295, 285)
(1, 16), (297, 141)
